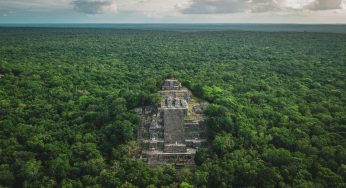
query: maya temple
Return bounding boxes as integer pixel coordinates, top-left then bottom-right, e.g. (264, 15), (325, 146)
(136, 79), (209, 167)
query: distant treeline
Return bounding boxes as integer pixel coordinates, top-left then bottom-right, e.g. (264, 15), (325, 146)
(1, 24), (346, 33)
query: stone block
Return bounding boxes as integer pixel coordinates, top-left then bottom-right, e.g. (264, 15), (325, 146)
(163, 108), (186, 145)
(164, 144), (187, 153)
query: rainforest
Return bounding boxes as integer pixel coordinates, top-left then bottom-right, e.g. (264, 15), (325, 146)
(0, 26), (345, 187)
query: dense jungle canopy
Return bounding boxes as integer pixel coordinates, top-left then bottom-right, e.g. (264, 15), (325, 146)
(0, 27), (345, 187)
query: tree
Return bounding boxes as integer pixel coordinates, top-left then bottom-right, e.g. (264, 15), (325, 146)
(212, 133), (235, 156)
(0, 164), (15, 187)
(263, 148), (292, 167)
(18, 159), (42, 180)
(195, 148), (208, 165)
(48, 155), (71, 180)
(180, 181), (194, 188)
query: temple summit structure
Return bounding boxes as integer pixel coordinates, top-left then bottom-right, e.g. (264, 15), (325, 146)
(136, 79), (208, 167)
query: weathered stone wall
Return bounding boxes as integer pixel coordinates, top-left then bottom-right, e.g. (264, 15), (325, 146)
(162, 79), (182, 90)
(163, 108), (187, 145)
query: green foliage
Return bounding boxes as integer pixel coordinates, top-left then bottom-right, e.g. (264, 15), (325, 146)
(0, 164), (14, 187)
(179, 181), (194, 188)
(0, 27), (345, 187)
(195, 148), (208, 165)
(212, 133), (235, 156)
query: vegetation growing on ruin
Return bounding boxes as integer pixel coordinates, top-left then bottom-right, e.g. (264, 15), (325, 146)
(0, 27), (345, 187)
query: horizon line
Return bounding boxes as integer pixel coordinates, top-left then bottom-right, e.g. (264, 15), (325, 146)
(1, 22), (346, 25)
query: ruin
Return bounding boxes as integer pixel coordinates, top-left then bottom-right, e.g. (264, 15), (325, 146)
(136, 79), (209, 167)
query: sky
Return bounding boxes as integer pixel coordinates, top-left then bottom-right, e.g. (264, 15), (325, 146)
(0, 0), (345, 23)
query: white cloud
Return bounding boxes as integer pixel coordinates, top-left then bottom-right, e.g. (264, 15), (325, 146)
(305, 0), (343, 10)
(180, 0), (248, 14)
(0, 0), (71, 10)
(178, 0), (345, 14)
(0, 0), (345, 22)
(117, 0), (187, 18)
(72, 0), (117, 14)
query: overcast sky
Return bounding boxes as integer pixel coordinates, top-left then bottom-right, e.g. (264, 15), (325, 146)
(0, 0), (345, 23)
